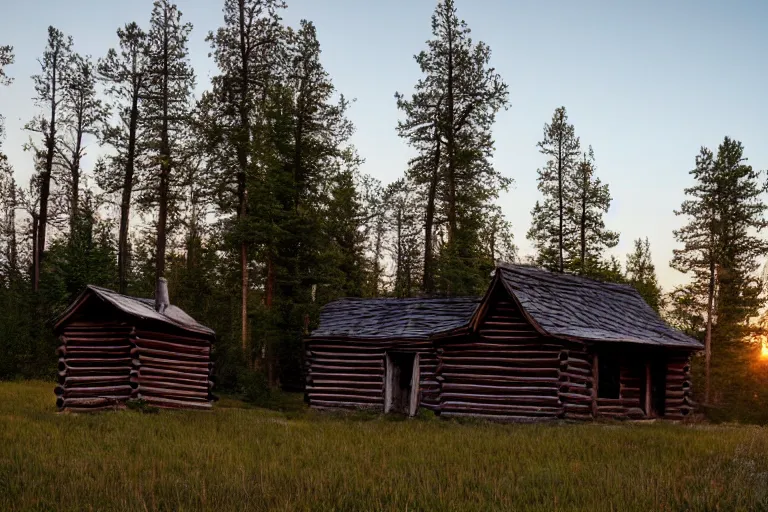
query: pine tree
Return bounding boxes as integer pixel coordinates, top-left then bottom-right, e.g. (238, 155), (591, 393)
(396, 0), (509, 295)
(626, 237), (662, 312)
(566, 146), (619, 275)
(97, 22), (150, 293)
(0, 45), (14, 143)
(142, 0), (195, 283)
(205, 0), (285, 357)
(384, 178), (422, 298)
(25, 27), (74, 291)
(528, 106), (580, 273)
(672, 137), (768, 404)
(57, 53), (107, 233)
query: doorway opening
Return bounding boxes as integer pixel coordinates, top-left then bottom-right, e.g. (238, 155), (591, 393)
(384, 352), (420, 416)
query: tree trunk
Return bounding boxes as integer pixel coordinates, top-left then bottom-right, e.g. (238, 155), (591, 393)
(118, 88), (140, 294)
(445, 19), (457, 243)
(69, 109), (84, 234)
(557, 136), (563, 273)
(580, 174), (586, 274)
(237, 0), (250, 359)
(423, 135), (440, 294)
(704, 253), (715, 404)
(155, 18), (170, 283)
(35, 52), (58, 292)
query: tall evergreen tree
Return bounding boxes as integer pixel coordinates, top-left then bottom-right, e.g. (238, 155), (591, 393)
(25, 27), (74, 291)
(0, 45), (14, 143)
(97, 22), (150, 293)
(396, 0), (509, 295)
(528, 106), (580, 273)
(205, 0), (285, 357)
(142, 0), (195, 283)
(566, 146), (619, 275)
(626, 237), (662, 312)
(384, 178), (422, 298)
(672, 137), (768, 404)
(57, 53), (107, 233)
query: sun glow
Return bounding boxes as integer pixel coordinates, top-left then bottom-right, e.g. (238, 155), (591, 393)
(762, 342), (768, 359)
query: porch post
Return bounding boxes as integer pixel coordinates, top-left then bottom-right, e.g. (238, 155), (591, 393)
(645, 361), (652, 417)
(591, 353), (599, 418)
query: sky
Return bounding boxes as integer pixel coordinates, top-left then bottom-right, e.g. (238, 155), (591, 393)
(0, 0), (767, 291)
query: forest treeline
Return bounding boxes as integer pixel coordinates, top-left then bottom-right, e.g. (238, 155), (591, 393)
(1, 0), (767, 421)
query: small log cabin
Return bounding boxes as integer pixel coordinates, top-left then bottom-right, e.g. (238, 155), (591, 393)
(305, 264), (703, 421)
(53, 278), (216, 412)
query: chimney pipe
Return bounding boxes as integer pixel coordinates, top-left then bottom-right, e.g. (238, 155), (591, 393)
(155, 277), (170, 314)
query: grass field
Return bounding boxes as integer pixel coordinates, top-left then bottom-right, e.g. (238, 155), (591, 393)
(2, 381), (768, 511)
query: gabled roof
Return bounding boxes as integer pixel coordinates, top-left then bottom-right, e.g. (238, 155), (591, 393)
(310, 297), (480, 339)
(494, 264), (702, 349)
(54, 285), (215, 336)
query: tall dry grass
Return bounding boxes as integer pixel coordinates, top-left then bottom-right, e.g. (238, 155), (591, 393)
(1, 381), (768, 511)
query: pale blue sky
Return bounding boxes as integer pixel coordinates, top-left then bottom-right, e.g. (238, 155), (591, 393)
(1, 0), (766, 290)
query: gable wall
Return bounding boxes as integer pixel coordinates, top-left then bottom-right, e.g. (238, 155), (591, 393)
(436, 284), (592, 421)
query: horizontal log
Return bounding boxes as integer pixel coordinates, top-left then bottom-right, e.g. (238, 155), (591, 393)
(58, 374), (127, 386)
(309, 351), (383, 359)
(440, 356), (560, 366)
(138, 395), (212, 410)
(560, 392), (592, 403)
(440, 393), (561, 405)
(137, 366), (210, 382)
(138, 386), (209, 400)
(57, 396), (127, 408)
(441, 401), (563, 415)
(563, 403), (592, 413)
(58, 365), (132, 376)
(62, 337), (130, 345)
(308, 364), (383, 373)
(59, 356), (132, 366)
(58, 346), (130, 357)
(559, 372), (592, 384)
(135, 354), (211, 369)
(310, 400), (383, 409)
(441, 383), (559, 394)
(308, 358), (384, 367)
(307, 393), (381, 403)
(131, 346), (208, 362)
(55, 385), (133, 398)
(438, 373), (560, 385)
(134, 338), (210, 356)
(135, 377), (211, 392)
(440, 364), (559, 376)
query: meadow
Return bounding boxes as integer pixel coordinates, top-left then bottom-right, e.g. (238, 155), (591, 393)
(1, 381), (768, 511)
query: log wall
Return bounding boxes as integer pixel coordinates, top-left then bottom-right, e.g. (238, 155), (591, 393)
(304, 338), (439, 412)
(56, 320), (135, 412)
(664, 353), (694, 420)
(437, 290), (592, 422)
(131, 328), (214, 410)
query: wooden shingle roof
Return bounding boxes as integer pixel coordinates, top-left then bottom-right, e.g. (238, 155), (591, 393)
(496, 264), (702, 349)
(310, 297), (480, 339)
(54, 285), (215, 336)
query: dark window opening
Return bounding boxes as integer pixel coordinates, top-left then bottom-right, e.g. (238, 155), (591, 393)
(598, 355), (621, 399)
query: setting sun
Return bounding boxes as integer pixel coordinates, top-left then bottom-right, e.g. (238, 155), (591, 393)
(762, 343), (768, 359)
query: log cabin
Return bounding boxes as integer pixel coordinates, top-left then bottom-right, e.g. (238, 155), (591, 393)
(305, 264), (703, 421)
(53, 278), (216, 412)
